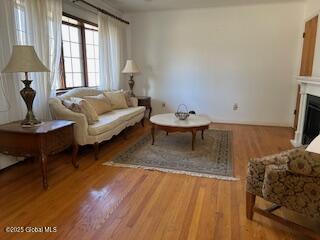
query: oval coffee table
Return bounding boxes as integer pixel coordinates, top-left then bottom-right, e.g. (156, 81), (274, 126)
(150, 113), (211, 151)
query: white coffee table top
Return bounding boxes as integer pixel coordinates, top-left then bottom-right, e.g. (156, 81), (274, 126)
(150, 113), (211, 127)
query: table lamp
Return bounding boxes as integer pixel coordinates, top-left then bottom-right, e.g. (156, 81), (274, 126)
(1, 45), (50, 127)
(306, 135), (320, 154)
(121, 60), (140, 97)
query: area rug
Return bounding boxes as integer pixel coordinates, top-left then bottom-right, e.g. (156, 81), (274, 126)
(103, 129), (237, 180)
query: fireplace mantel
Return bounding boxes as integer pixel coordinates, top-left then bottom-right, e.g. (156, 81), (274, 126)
(291, 76), (320, 146)
(297, 76), (320, 85)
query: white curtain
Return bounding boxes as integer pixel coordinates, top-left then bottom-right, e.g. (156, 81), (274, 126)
(98, 13), (127, 91)
(0, 0), (62, 169)
(0, 0), (25, 169)
(23, 0), (62, 120)
(0, 0), (25, 124)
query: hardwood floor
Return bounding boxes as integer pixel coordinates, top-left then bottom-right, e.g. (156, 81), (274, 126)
(0, 123), (319, 240)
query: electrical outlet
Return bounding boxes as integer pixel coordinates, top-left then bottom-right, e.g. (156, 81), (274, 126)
(233, 103), (238, 111)
(162, 102), (166, 108)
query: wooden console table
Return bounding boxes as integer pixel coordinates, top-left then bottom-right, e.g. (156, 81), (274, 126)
(0, 120), (78, 189)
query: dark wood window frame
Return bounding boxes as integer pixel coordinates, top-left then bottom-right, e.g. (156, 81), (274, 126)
(58, 12), (98, 91)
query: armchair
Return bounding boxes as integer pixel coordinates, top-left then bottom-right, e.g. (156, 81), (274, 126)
(246, 148), (320, 239)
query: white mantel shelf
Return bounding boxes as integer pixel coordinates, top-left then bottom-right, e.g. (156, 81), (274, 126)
(297, 76), (320, 85)
(291, 76), (320, 147)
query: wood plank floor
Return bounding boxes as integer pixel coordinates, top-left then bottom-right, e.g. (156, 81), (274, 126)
(0, 123), (319, 240)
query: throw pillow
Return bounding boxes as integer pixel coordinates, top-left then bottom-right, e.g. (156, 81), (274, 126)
(64, 98), (99, 125)
(104, 91), (128, 109)
(63, 99), (81, 113)
(123, 90), (134, 107)
(83, 94), (112, 115)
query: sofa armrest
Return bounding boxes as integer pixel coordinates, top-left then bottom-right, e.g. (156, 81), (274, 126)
(130, 97), (138, 107)
(49, 99), (88, 145)
(287, 148), (320, 177)
(262, 164), (320, 218)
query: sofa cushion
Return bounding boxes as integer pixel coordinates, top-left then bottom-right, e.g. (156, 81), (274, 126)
(88, 107), (145, 136)
(83, 94), (112, 115)
(104, 91), (128, 109)
(112, 107), (145, 121)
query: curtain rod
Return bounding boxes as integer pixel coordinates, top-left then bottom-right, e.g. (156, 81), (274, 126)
(72, 0), (130, 25)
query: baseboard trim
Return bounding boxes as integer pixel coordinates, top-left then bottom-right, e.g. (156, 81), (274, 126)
(210, 119), (293, 128)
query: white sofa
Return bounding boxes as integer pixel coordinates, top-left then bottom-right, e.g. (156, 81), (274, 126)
(49, 88), (145, 159)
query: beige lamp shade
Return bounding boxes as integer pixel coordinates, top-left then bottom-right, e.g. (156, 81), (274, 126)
(306, 135), (320, 154)
(122, 60), (140, 74)
(2, 45), (50, 73)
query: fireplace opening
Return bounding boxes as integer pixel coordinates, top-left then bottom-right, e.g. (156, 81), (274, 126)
(302, 94), (320, 145)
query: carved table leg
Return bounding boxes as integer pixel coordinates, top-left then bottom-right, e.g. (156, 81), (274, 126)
(72, 142), (79, 168)
(151, 125), (155, 145)
(40, 153), (48, 190)
(201, 130), (204, 140)
(192, 129), (196, 151)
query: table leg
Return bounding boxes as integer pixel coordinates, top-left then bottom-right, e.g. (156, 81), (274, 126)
(151, 125), (155, 145)
(201, 130), (204, 140)
(192, 129), (196, 151)
(166, 132), (169, 136)
(72, 142), (79, 168)
(149, 107), (152, 119)
(40, 153), (48, 190)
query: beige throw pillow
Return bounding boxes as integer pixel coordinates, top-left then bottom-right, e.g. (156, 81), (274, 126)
(104, 91), (128, 109)
(64, 98), (99, 125)
(83, 94), (112, 115)
(123, 90), (134, 107)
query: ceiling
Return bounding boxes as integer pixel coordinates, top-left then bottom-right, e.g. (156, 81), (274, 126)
(106, 0), (304, 12)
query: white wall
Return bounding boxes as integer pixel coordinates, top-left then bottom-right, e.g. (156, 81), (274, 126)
(305, 0), (320, 18)
(126, 2), (304, 126)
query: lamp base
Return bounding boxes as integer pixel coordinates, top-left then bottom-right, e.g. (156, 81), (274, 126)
(21, 121), (43, 128)
(20, 79), (41, 127)
(128, 75), (135, 97)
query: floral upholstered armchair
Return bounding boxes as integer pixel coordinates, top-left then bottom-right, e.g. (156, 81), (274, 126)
(246, 147), (320, 238)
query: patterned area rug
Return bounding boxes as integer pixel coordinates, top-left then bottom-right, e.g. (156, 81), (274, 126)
(104, 129), (237, 180)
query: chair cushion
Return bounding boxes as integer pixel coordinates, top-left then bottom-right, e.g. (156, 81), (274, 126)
(88, 107), (145, 136)
(83, 94), (112, 115)
(287, 148), (320, 177)
(262, 163), (320, 218)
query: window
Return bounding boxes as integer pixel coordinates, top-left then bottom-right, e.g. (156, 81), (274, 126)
(14, 1), (27, 45)
(85, 24), (99, 87)
(60, 14), (99, 89)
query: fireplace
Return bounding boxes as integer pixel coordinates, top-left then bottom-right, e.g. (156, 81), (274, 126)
(302, 94), (320, 144)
